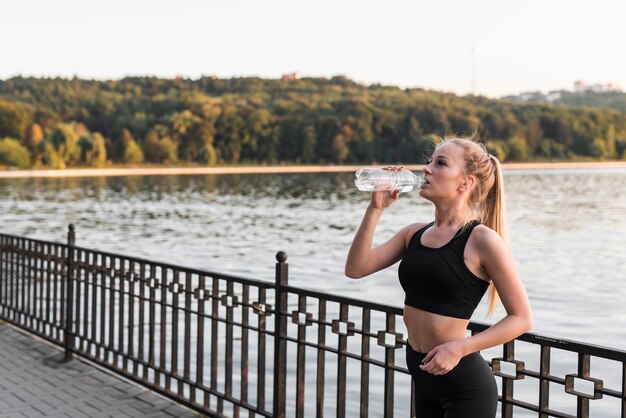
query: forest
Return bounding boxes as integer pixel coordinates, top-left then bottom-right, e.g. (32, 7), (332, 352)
(1, 75), (625, 169)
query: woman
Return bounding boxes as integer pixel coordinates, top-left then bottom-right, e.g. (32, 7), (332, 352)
(345, 137), (532, 417)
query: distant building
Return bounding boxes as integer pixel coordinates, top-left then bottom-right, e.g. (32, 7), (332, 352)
(605, 82), (624, 92)
(517, 91), (543, 101)
(281, 72), (301, 81)
(574, 80), (623, 93)
(573, 80), (585, 92)
(545, 91), (562, 102)
(505, 80), (623, 103)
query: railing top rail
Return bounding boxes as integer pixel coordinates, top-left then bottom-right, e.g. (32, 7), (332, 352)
(289, 284), (626, 361)
(470, 321), (626, 361)
(0, 232), (67, 247)
(70, 243), (276, 289)
(0, 232), (275, 289)
(284, 284), (405, 315)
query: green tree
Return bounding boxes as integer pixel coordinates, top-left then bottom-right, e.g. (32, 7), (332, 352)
(0, 100), (33, 139)
(40, 142), (64, 169)
(506, 135), (530, 161)
(194, 122), (218, 165)
(331, 126), (351, 164)
(616, 136), (626, 160)
(90, 133), (107, 167)
(240, 108), (272, 162)
(49, 122), (87, 166)
(522, 116), (544, 152)
(606, 124), (617, 159)
(170, 110), (218, 164)
(538, 138), (567, 160)
(590, 138), (607, 158)
(0, 137), (31, 169)
(256, 125), (280, 164)
(144, 126), (178, 163)
(24, 123), (44, 151)
(23, 123), (45, 165)
(171, 110), (202, 160)
(214, 105), (246, 163)
(300, 125), (317, 163)
(78, 133), (107, 167)
(122, 129), (144, 164)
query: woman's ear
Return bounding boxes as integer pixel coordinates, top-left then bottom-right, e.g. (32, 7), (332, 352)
(459, 175), (476, 192)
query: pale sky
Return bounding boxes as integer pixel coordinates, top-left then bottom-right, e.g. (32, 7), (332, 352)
(1, 0), (625, 97)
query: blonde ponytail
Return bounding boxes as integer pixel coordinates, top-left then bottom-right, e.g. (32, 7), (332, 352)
(480, 154), (507, 314)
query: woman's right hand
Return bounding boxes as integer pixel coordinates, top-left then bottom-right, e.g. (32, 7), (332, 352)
(369, 189), (400, 210)
(368, 166), (402, 210)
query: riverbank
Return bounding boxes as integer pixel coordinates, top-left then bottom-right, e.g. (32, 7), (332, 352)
(1, 161), (625, 178)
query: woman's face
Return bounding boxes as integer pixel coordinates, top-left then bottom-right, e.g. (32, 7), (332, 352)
(419, 143), (467, 201)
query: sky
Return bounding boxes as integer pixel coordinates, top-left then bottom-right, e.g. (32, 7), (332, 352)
(1, 0), (625, 98)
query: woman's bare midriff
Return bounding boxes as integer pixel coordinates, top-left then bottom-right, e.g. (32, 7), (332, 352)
(403, 305), (470, 353)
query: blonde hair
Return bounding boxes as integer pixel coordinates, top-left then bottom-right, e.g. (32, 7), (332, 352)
(436, 137), (508, 315)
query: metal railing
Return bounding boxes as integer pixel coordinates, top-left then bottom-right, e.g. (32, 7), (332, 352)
(1, 226), (625, 418)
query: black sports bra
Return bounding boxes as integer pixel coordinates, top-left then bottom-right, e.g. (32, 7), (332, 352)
(397, 220), (489, 319)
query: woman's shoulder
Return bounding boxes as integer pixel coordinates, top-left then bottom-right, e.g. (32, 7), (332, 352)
(469, 223), (506, 251)
(401, 221), (431, 248)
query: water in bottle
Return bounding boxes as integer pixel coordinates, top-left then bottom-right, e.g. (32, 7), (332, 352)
(354, 168), (424, 193)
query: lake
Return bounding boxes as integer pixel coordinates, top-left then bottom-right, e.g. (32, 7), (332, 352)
(1, 167), (625, 416)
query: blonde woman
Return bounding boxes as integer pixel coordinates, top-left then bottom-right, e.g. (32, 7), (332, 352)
(345, 137), (532, 417)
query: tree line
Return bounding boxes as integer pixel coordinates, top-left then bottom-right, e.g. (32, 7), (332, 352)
(1, 75), (625, 169)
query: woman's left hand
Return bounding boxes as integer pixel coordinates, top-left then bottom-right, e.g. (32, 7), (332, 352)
(419, 340), (466, 375)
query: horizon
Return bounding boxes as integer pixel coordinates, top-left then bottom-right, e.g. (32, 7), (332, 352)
(2, 73), (621, 100)
(1, 0), (625, 98)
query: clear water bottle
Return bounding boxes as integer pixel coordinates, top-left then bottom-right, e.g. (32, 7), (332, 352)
(354, 168), (424, 193)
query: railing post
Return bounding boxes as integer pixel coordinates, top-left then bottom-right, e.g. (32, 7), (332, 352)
(63, 224), (76, 362)
(273, 251), (288, 418)
(577, 353), (591, 418)
(539, 345), (551, 418)
(502, 340), (515, 418)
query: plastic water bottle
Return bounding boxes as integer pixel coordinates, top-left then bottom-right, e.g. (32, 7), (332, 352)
(354, 168), (424, 193)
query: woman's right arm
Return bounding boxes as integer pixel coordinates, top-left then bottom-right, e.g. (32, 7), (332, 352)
(345, 190), (414, 279)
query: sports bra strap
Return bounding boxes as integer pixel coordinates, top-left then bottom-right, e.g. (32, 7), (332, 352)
(407, 220), (479, 251)
(407, 222), (433, 250)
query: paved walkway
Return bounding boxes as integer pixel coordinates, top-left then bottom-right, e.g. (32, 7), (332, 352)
(0, 322), (200, 418)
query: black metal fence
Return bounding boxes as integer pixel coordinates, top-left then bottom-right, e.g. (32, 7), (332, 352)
(1, 226), (625, 418)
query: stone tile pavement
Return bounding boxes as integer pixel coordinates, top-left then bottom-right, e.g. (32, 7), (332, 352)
(0, 322), (202, 417)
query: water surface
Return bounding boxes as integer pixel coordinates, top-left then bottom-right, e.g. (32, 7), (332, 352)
(1, 169), (625, 349)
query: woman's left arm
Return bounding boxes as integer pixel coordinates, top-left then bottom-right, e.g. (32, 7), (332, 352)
(458, 227), (533, 354)
(420, 227), (532, 375)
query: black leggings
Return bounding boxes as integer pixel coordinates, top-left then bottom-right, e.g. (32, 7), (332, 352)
(406, 344), (498, 418)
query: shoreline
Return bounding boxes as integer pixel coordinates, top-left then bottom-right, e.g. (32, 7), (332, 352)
(1, 161), (625, 179)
